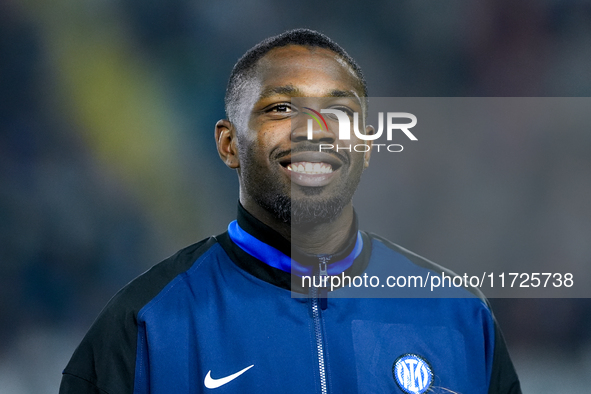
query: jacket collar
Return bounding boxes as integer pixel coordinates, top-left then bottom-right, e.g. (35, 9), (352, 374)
(236, 202), (360, 266)
(216, 202), (371, 292)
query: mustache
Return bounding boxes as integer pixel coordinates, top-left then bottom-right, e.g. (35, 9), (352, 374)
(274, 142), (350, 164)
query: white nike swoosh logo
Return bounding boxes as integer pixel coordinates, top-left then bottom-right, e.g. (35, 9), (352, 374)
(204, 364), (254, 389)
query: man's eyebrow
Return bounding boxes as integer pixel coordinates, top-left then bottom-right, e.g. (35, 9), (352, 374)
(328, 89), (365, 108)
(258, 86), (362, 100)
(327, 89), (355, 98)
(258, 85), (303, 99)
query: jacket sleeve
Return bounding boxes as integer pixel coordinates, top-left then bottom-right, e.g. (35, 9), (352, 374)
(60, 372), (109, 394)
(58, 292), (140, 394)
(488, 320), (522, 394)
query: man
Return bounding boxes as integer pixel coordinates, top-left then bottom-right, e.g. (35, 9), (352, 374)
(60, 29), (521, 393)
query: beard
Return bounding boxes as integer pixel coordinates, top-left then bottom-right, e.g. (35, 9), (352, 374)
(238, 140), (364, 228)
(246, 164), (362, 228)
(262, 185), (354, 227)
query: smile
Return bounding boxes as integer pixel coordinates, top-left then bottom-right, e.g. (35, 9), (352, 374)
(287, 162), (333, 174)
(279, 151), (343, 187)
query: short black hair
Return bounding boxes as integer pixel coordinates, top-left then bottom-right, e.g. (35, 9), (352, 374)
(225, 28), (368, 122)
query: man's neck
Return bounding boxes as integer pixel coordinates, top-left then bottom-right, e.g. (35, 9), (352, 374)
(290, 206), (354, 255)
(240, 199), (355, 255)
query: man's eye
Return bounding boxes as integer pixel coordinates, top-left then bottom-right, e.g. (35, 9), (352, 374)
(269, 104), (292, 113)
(333, 106), (354, 116)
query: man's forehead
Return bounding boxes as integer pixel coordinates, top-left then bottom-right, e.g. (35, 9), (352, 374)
(252, 45), (364, 98)
(260, 45), (340, 62)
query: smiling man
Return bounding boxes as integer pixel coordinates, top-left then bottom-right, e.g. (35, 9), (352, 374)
(217, 43), (370, 253)
(60, 29), (521, 394)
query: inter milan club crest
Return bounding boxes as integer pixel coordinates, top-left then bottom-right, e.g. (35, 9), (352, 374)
(392, 354), (434, 394)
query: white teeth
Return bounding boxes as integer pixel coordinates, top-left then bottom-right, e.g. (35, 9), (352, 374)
(287, 162), (333, 174)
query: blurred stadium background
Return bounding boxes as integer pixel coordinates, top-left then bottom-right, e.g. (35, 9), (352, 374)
(1, 0), (591, 392)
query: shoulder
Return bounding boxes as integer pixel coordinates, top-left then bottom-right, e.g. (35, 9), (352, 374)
(364, 233), (522, 393)
(364, 231), (490, 303)
(366, 232), (459, 278)
(61, 236), (219, 393)
(102, 236), (219, 318)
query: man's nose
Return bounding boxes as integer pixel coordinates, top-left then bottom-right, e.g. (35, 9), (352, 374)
(291, 116), (336, 143)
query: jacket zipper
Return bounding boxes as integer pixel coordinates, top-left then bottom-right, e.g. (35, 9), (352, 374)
(312, 256), (330, 394)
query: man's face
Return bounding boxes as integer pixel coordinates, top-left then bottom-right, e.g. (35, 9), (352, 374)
(232, 45), (371, 226)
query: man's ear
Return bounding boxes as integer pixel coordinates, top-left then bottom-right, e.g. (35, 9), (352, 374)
(363, 125), (374, 168)
(215, 120), (240, 169)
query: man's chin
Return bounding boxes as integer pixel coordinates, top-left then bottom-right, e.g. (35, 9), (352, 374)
(257, 193), (347, 227)
(290, 197), (347, 227)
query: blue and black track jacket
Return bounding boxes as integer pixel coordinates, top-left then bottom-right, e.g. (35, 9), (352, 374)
(60, 204), (521, 394)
